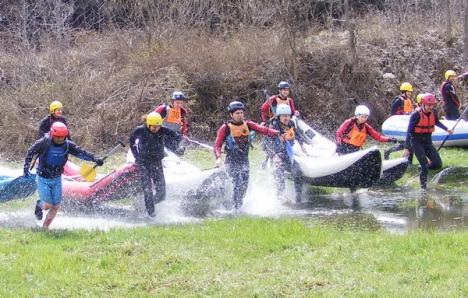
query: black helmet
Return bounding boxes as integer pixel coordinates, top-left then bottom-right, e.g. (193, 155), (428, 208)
(171, 91), (186, 100)
(227, 101), (245, 113)
(277, 81), (290, 89)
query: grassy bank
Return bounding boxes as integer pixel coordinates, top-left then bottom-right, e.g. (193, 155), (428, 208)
(0, 218), (467, 297)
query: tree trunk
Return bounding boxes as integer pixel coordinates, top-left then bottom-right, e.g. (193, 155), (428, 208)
(344, 0), (357, 62)
(464, 0), (468, 66)
(446, 0), (455, 47)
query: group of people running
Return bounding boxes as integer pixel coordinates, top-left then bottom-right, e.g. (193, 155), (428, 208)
(22, 70), (464, 228)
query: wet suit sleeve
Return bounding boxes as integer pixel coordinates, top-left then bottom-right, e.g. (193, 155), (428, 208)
(335, 119), (353, 144)
(246, 120), (279, 136)
(161, 127), (180, 152)
(390, 98), (402, 115)
(68, 141), (96, 162)
(24, 138), (48, 174)
(289, 98), (297, 114)
(129, 126), (141, 160)
(260, 97), (274, 122)
(214, 124), (227, 159)
(154, 104), (167, 117)
(365, 123), (390, 142)
(180, 108), (189, 135)
(38, 117), (49, 139)
(434, 112), (449, 131)
(404, 112), (420, 149)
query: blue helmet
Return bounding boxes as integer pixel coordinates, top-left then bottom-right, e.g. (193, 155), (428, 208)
(227, 101), (245, 113)
(277, 81), (290, 89)
(172, 91), (186, 100)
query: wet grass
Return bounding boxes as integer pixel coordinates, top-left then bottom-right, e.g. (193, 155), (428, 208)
(0, 217), (466, 297)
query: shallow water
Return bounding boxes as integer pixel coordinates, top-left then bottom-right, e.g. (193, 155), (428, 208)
(0, 167), (466, 233)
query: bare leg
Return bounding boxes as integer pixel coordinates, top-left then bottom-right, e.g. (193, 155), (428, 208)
(43, 205), (60, 230)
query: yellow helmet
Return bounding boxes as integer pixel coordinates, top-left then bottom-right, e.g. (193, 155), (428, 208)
(416, 93), (425, 104)
(445, 70), (456, 80)
(146, 112), (163, 127)
(400, 82), (413, 92)
(49, 101), (63, 114)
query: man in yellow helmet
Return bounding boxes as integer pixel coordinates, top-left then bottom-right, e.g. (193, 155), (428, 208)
(38, 100), (69, 139)
(440, 70), (461, 120)
(390, 82), (414, 115)
(129, 112), (181, 217)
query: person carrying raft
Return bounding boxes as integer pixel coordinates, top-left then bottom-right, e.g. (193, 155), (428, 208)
(440, 70), (461, 120)
(403, 93), (453, 190)
(23, 122), (104, 229)
(336, 105), (398, 155)
(268, 104), (306, 203)
(129, 112), (182, 217)
(214, 101), (279, 209)
(153, 91), (189, 150)
(390, 82), (414, 116)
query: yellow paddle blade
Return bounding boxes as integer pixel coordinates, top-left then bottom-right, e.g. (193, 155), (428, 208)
(80, 164), (96, 182)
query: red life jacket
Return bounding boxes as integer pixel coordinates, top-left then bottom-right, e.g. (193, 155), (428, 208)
(414, 111), (435, 134)
(393, 95), (412, 114)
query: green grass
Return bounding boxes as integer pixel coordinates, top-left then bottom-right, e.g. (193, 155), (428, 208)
(0, 218), (466, 297)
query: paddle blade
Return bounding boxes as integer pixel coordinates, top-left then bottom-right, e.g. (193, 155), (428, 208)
(80, 164), (96, 182)
(0, 175), (37, 202)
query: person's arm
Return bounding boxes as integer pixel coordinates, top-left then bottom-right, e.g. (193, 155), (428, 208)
(335, 119), (352, 144)
(246, 120), (278, 136)
(68, 141), (97, 162)
(129, 127), (141, 160)
(38, 117), (49, 138)
(365, 123), (390, 142)
(214, 124), (227, 159)
(404, 112), (419, 149)
(289, 98), (297, 114)
(180, 108), (189, 135)
(390, 98), (401, 115)
(260, 97), (274, 122)
(434, 112), (449, 131)
(162, 127), (180, 152)
(154, 104), (167, 117)
(24, 138), (47, 175)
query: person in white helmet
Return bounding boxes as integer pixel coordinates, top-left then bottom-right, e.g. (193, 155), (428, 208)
(336, 105), (397, 155)
(268, 104), (307, 202)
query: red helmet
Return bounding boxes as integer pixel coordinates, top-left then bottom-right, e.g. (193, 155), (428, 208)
(49, 122), (68, 137)
(422, 93), (437, 105)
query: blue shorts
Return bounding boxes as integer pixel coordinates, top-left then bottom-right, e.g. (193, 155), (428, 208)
(37, 175), (62, 206)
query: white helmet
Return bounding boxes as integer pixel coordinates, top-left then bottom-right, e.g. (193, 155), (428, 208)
(355, 105), (370, 116)
(276, 104), (292, 116)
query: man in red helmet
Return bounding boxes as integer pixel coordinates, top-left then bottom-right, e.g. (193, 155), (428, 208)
(403, 93), (453, 189)
(23, 122), (103, 229)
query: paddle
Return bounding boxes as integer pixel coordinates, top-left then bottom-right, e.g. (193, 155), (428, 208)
(0, 174), (37, 202)
(80, 140), (125, 182)
(437, 105), (468, 151)
(184, 136), (214, 151)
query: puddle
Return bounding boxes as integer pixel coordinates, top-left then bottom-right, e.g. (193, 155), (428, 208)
(0, 166), (466, 233)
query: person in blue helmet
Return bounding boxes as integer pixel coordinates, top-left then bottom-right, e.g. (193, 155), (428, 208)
(214, 101), (279, 209)
(24, 122), (103, 229)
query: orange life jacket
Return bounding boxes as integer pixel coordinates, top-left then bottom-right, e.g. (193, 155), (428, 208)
(402, 98), (412, 114)
(414, 111), (435, 134)
(162, 105), (182, 132)
(343, 122), (367, 147)
(227, 122), (249, 138)
(280, 127), (295, 142)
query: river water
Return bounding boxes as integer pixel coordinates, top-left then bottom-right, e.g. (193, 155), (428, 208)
(0, 166), (466, 233)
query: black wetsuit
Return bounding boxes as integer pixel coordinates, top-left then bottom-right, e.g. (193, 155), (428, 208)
(38, 115), (69, 139)
(129, 125), (179, 215)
